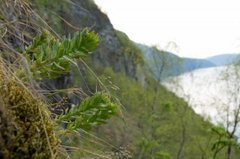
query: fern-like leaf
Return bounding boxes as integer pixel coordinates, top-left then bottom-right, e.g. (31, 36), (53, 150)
(56, 92), (117, 131)
(24, 29), (99, 80)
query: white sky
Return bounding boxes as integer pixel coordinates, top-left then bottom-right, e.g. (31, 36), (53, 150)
(94, 0), (240, 58)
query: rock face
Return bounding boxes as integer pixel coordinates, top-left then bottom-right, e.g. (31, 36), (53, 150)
(1, 0), (142, 110)
(31, 0), (145, 113)
(60, 0), (139, 78)
(3, 0), (142, 107)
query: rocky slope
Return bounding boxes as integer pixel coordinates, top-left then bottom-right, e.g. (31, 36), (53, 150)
(2, 0), (240, 158)
(37, 0), (141, 79)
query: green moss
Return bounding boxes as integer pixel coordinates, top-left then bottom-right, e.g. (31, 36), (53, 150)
(0, 60), (59, 159)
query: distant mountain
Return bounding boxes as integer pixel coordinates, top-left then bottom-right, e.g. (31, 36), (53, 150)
(183, 58), (215, 72)
(137, 43), (216, 79)
(206, 54), (240, 66)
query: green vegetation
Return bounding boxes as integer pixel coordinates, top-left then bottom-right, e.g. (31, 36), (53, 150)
(115, 30), (144, 65)
(32, 0), (69, 34)
(71, 64), (240, 158)
(57, 92), (117, 131)
(0, 1), (118, 157)
(1, 0), (240, 158)
(94, 68), (224, 158)
(211, 126), (240, 159)
(24, 29), (99, 80)
(0, 59), (59, 159)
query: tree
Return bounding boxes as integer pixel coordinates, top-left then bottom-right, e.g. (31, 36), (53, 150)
(137, 44), (189, 158)
(143, 46), (173, 158)
(210, 64), (240, 159)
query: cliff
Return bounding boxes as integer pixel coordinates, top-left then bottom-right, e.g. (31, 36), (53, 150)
(35, 0), (142, 79)
(1, 0), (240, 158)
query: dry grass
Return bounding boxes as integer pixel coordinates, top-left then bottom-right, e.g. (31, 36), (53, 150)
(0, 58), (60, 159)
(0, 0), (123, 158)
(0, 1), (61, 158)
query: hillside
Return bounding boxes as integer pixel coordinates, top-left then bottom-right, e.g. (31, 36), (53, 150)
(207, 54), (240, 66)
(0, 0), (240, 159)
(163, 65), (240, 134)
(137, 43), (216, 79)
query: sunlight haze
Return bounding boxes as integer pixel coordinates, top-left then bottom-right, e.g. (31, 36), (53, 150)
(94, 0), (240, 58)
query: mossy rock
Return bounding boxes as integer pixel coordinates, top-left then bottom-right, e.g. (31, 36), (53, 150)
(0, 60), (59, 159)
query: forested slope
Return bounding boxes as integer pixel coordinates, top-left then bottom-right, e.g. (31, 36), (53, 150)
(0, 0), (240, 158)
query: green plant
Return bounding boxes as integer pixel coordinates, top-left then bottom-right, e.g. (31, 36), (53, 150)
(24, 29), (99, 80)
(156, 151), (172, 159)
(57, 92), (117, 131)
(211, 126), (240, 159)
(23, 28), (119, 132)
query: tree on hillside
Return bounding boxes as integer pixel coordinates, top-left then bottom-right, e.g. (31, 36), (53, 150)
(211, 64), (240, 159)
(144, 46), (173, 158)
(138, 44), (191, 158)
(145, 46), (172, 82)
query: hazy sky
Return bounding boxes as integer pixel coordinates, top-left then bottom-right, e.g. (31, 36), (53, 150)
(94, 0), (240, 58)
